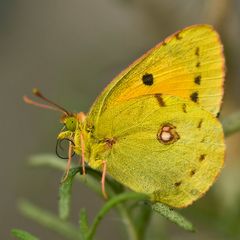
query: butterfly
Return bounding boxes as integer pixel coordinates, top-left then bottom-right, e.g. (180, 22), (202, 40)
(24, 24), (225, 208)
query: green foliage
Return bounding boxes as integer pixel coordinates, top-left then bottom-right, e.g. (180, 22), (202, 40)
(79, 209), (89, 239)
(151, 203), (194, 231)
(17, 156), (194, 240)
(11, 113), (240, 239)
(11, 229), (39, 240)
(18, 200), (81, 240)
(59, 167), (80, 220)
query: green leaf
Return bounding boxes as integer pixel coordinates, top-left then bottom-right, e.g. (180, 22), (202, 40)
(18, 200), (82, 240)
(221, 111), (240, 137)
(79, 209), (89, 239)
(11, 229), (39, 240)
(152, 202), (195, 232)
(59, 167), (80, 220)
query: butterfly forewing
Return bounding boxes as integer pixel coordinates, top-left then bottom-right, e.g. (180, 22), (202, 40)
(88, 25), (225, 126)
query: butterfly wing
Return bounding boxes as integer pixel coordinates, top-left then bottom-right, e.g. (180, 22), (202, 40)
(89, 24), (225, 125)
(88, 94), (224, 208)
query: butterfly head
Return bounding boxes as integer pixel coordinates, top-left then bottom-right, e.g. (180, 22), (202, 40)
(61, 115), (77, 132)
(60, 111), (85, 131)
(57, 112), (86, 138)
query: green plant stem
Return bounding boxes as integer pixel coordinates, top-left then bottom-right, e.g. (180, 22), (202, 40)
(222, 111), (240, 137)
(86, 192), (148, 240)
(134, 205), (152, 240)
(19, 200), (82, 240)
(115, 204), (139, 240)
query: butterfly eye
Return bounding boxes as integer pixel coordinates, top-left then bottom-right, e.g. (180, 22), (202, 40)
(56, 138), (75, 159)
(65, 117), (77, 131)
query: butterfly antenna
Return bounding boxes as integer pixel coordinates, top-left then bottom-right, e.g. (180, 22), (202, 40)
(23, 88), (70, 115)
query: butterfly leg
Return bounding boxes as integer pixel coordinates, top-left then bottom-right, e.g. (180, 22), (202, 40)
(80, 133), (86, 175)
(88, 158), (108, 199)
(61, 141), (73, 182)
(101, 160), (108, 199)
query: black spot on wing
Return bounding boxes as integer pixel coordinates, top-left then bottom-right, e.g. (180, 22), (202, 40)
(194, 75), (201, 85)
(175, 33), (182, 40)
(199, 154), (206, 162)
(154, 94), (166, 107)
(182, 103), (187, 113)
(197, 119), (203, 128)
(195, 47), (200, 56)
(175, 181), (182, 187)
(190, 169), (196, 176)
(196, 62), (201, 68)
(142, 73), (153, 86)
(190, 92), (199, 103)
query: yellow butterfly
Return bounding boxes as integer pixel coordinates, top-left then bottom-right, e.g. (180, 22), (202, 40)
(24, 24), (225, 208)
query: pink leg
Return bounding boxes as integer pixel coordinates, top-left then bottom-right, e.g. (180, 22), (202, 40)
(101, 160), (108, 199)
(61, 141), (72, 182)
(80, 133), (86, 175)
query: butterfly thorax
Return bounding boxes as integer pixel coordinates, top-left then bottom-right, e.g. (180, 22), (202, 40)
(57, 112), (115, 170)
(83, 118), (117, 170)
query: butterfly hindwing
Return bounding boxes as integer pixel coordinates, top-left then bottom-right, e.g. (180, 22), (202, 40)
(87, 94), (225, 208)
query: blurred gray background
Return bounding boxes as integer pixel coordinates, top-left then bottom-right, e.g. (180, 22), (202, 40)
(1, 0), (240, 239)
